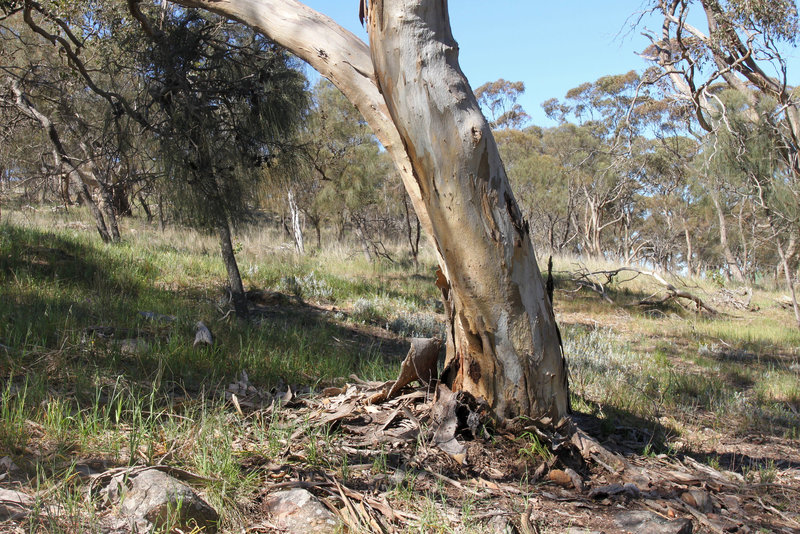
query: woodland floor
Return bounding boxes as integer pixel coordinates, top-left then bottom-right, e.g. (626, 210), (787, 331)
(1, 208), (799, 533)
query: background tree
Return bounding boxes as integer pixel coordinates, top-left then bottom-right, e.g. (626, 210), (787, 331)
(294, 79), (388, 256)
(139, 8), (307, 320)
(156, 0), (570, 422)
(643, 0), (799, 178)
(474, 79), (531, 130)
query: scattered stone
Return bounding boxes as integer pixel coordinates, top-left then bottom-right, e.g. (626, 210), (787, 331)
(589, 483), (641, 500)
(115, 338), (149, 355)
(0, 488), (34, 521)
(615, 510), (692, 534)
(547, 469), (573, 488)
(0, 456), (19, 474)
(194, 321), (213, 347)
(487, 514), (517, 533)
(262, 488), (340, 534)
(138, 310), (176, 323)
(565, 528), (604, 534)
(108, 469), (218, 533)
(564, 467), (585, 492)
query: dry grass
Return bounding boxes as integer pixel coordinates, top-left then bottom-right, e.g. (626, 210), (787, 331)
(2, 206), (799, 532)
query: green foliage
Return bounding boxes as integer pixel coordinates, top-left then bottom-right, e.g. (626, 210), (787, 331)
(141, 10), (308, 232)
(286, 79), (393, 248)
(518, 431), (553, 462)
(474, 78), (530, 129)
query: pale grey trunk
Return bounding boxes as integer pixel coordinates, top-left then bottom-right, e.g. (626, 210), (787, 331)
(166, 0), (569, 422)
(287, 188), (304, 255)
(771, 225), (800, 330)
(353, 217), (373, 262)
(368, 0), (568, 420)
(710, 191), (745, 283)
(684, 224), (694, 277)
(9, 79), (115, 243)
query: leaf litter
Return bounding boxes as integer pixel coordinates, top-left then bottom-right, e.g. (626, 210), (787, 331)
(213, 345), (800, 533)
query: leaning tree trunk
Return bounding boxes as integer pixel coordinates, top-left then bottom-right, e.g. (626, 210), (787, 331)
(9, 79), (114, 243)
(217, 218), (249, 321)
(368, 0), (568, 420)
(163, 0), (569, 422)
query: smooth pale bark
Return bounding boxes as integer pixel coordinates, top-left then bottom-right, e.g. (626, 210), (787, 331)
(163, 0), (569, 421)
(367, 0), (568, 420)
(287, 188), (304, 255)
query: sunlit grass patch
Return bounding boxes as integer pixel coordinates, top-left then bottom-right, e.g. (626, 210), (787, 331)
(754, 369), (800, 407)
(686, 318), (800, 355)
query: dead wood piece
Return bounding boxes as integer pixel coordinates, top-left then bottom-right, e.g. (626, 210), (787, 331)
(715, 287), (753, 311)
(680, 456), (739, 489)
(322, 476), (418, 524)
(569, 265), (717, 314)
(675, 500), (726, 534)
(420, 468), (481, 497)
(371, 337), (441, 404)
(570, 429), (626, 473)
(757, 497), (800, 529)
(519, 503), (539, 534)
(0, 489), (34, 521)
(431, 383), (473, 463)
(319, 402), (358, 426)
(640, 290), (717, 315)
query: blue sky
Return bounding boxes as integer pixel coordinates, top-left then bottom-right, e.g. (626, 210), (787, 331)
(302, 1), (799, 127)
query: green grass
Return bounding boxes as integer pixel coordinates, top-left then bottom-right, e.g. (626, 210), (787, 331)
(2, 207), (800, 531)
(0, 209), (428, 530)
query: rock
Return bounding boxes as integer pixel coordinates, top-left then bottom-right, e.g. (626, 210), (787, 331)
(487, 514), (517, 533)
(0, 456), (19, 474)
(116, 338), (149, 355)
(0, 488), (34, 520)
(262, 488), (340, 534)
(138, 311), (176, 323)
(194, 321), (213, 347)
(589, 483), (641, 499)
(564, 467), (585, 492)
(565, 529), (604, 534)
(615, 510), (692, 534)
(109, 469), (218, 533)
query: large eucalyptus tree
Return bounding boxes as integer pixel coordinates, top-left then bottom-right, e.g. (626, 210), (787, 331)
(151, 0), (569, 422)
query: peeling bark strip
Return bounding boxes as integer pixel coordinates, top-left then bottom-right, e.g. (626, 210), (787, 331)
(162, 0), (569, 422)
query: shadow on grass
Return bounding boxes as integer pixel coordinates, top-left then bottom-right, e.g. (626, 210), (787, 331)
(570, 395), (673, 456)
(685, 448), (800, 475)
(0, 222), (409, 401)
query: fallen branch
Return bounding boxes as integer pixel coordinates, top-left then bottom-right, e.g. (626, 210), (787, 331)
(567, 265), (717, 315)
